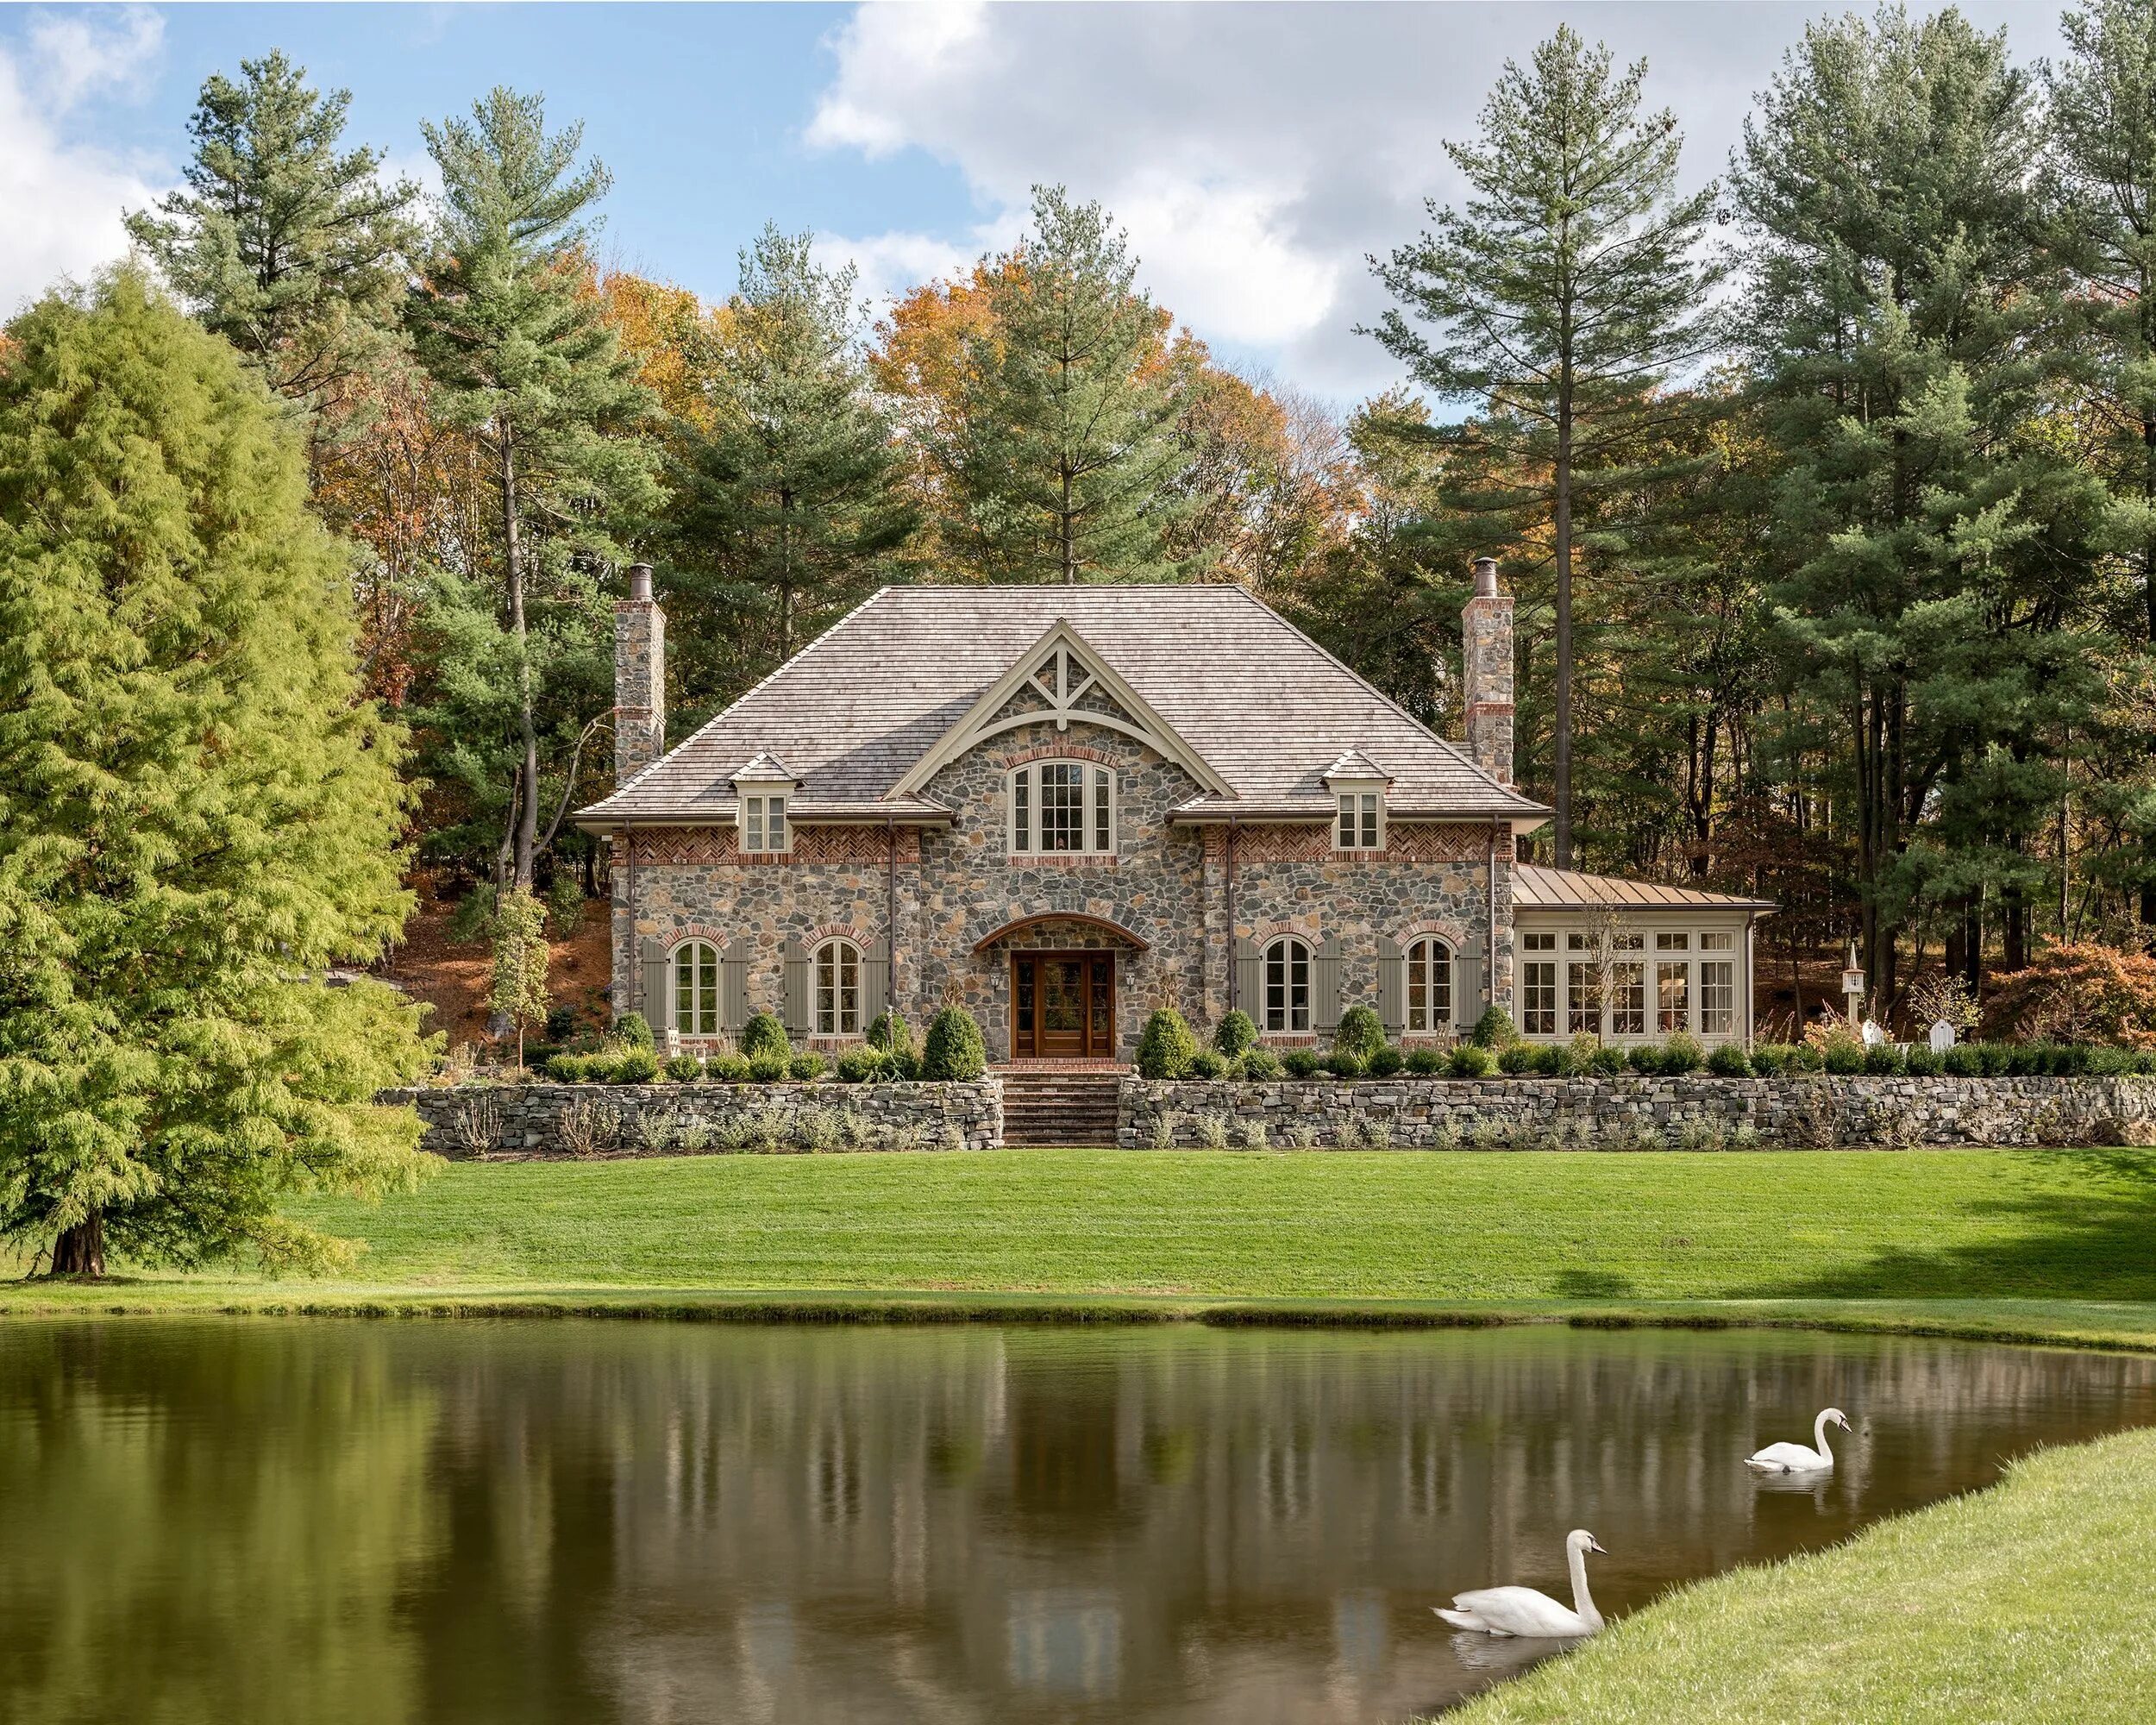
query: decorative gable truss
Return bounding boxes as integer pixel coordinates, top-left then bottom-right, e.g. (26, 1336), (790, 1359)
(887, 619), (1234, 800)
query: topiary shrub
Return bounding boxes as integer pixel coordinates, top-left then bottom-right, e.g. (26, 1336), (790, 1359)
(1282, 1048), (1323, 1079)
(1498, 1044), (1537, 1075)
(1213, 1009), (1257, 1058)
(1902, 1044), (1941, 1076)
(664, 1053), (702, 1083)
(1862, 1042), (1904, 1076)
(707, 1051), (752, 1083)
(1530, 1043), (1573, 1077)
(1706, 1042), (1752, 1077)
(1942, 1043), (1983, 1076)
(1975, 1041), (2014, 1076)
(607, 1047), (659, 1084)
(1405, 1046), (1447, 1076)
(1137, 1007), (1200, 1079)
(1748, 1043), (1790, 1076)
(1188, 1048), (1225, 1080)
(1333, 1004), (1386, 1063)
(837, 1045), (886, 1083)
(1447, 1043), (1495, 1078)
(1821, 1038), (1865, 1076)
(1662, 1032), (1705, 1075)
(1589, 1044), (1627, 1077)
(1470, 1006), (1516, 1049)
(1367, 1045), (1406, 1077)
(747, 1052), (791, 1083)
(615, 1011), (655, 1052)
(1240, 1047), (1282, 1080)
(1326, 1048), (1364, 1079)
(741, 1013), (789, 1061)
(789, 1051), (828, 1082)
(867, 1009), (914, 1060)
(1626, 1043), (1664, 1075)
(923, 1005), (987, 1080)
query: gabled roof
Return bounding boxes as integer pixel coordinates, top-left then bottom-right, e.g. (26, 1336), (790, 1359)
(1512, 865), (1777, 913)
(1321, 750), (1392, 785)
(576, 584), (1551, 826)
(730, 752), (798, 787)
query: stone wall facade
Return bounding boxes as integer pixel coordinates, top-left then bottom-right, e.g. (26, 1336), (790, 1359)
(1117, 1074), (2156, 1149)
(613, 700), (1512, 1063)
(390, 1081), (1003, 1158)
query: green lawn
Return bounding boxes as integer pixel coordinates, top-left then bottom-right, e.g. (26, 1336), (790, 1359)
(1447, 1422), (2156, 1725)
(5, 1146), (2156, 1318)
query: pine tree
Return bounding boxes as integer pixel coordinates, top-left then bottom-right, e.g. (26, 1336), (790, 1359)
(667, 226), (915, 669)
(123, 51), (419, 439)
(1369, 24), (1722, 863)
(951, 187), (1194, 583)
(406, 88), (661, 889)
(1733, 4), (2112, 1001)
(0, 273), (434, 1277)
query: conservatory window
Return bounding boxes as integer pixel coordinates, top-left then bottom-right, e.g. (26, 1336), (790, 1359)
(1008, 762), (1116, 856)
(1264, 937), (1312, 1032)
(1701, 961), (1736, 1036)
(1657, 962), (1690, 1034)
(1611, 963), (1646, 1037)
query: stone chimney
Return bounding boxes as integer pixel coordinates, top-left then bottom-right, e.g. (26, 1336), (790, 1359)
(1462, 555), (1514, 787)
(614, 562), (666, 783)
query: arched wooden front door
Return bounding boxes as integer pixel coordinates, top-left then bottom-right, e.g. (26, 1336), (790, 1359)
(1011, 952), (1115, 1059)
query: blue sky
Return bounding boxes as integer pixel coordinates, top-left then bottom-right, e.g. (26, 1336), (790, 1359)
(1, 1), (2070, 402)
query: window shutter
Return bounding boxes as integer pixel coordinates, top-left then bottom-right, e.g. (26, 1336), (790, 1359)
(638, 938), (668, 1036)
(1313, 932), (1344, 1033)
(1453, 953), (1483, 1026)
(721, 939), (750, 1034)
(860, 938), (892, 1026)
(1233, 937), (1263, 1020)
(781, 937), (811, 1038)
(1377, 934), (1405, 1035)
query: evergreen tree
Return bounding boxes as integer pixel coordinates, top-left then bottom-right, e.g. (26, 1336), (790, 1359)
(488, 888), (550, 1062)
(0, 273), (433, 1277)
(406, 88), (661, 889)
(667, 226), (915, 670)
(1733, 4), (2112, 1001)
(952, 187), (1194, 583)
(1369, 24), (1722, 863)
(124, 51), (419, 439)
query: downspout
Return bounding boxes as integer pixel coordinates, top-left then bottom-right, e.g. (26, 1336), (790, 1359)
(886, 815), (899, 1018)
(1486, 822), (1500, 1013)
(1743, 914), (1756, 1050)
(622, 821), (636, 1025)
(1225, 819), (1239, 1015)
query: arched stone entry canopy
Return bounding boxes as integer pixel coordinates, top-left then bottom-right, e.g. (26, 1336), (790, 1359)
(969, 912), (1150, 955)
(973, 913), (1146, 1061)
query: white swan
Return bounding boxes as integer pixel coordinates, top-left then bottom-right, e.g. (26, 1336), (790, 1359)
(1433, 1529), (1608, 1638)
(1746, 1407), (1851, 1473)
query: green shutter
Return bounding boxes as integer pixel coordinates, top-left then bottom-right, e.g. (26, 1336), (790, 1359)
(1313, 932), (1344, 1033)
(638, 938), (668, 1035)
(1233, 937), (1263, 1021)
(781, 937), (811, 1038)
(1377, 934), (1405, 1035)
(721, 939), (750, 1034)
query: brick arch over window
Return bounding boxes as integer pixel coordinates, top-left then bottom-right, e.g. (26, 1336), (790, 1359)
(804, 920), (876, 946)
(1244, 916), (1320, 947)
(1392, 918), (1471, 952)
(995, 742), (1122, 771)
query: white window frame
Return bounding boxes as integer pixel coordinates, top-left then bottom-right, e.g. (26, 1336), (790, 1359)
(1406, 936), (1452, 1033)
(1520, 921), (1747, 1041)
(672, 939), (721, 1038)
(1263, 936), (1313, 1033)
(738, 782), (792, 854)
(813, 938), (862, 1037)
(1332, 780), (1386, 852)
(1006, 760), (1116, 857)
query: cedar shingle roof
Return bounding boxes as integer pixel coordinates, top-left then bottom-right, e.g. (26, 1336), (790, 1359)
(1512, 865), (1777, 913)
(577, 584), (1551, 825)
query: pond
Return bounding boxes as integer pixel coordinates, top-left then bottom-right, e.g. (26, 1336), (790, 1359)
(3, 1320), (2153, 1722)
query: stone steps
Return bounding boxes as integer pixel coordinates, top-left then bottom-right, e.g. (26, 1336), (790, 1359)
(1000, 1070), (1123, 1147)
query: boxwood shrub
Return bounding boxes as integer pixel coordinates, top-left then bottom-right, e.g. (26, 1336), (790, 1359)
(1333, 1004), (1386, 1064)
(1137, 1007), (1200, 1079)
(1447, 1043), (1495, 1078)
(1282, 1048), (1323, 1079)
(1240, 1046), (1282, 1080)
(1706, 1042), (1752, 1077)
(740, 1013), (789, 1061)
(837, 1045), (886, 1083)
(663, 1053), (703, 1083)
(746, 1052), (791, 1083)
(1404, 1046), (1447, 1076)
(1213, 1009), (1257, 1058)
(1470, 1006), (1515, 1049)
(788, 1051), (828, 1082)
(923, 1005), (987, 1080)
(1188, 1049), (1225, 1079)
(1367, 1045), (1406, 1077)
(1326, 1048), (1364, 1079)
(706, 1051), (752, 1082)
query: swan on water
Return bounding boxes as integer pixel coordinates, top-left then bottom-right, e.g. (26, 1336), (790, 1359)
(1746, 1407), (1851, 1473)
(1433, 1530), (1608, 1638)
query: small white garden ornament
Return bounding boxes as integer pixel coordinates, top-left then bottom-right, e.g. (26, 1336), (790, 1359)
(1859, 1018), (1886, 1047)
(1929, 1019), (1957, 1054)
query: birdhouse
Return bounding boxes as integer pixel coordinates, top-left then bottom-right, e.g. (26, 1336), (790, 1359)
(1929, 1019), (1956, 1054)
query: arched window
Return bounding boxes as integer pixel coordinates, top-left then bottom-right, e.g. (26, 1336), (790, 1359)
(815, 938), (861, 1036)
(1008, 760), (1115, 856)
(1406, 937), (1452, 1032)
(672, 939), (720, 1038)
(1263, 937), (1312, 1032)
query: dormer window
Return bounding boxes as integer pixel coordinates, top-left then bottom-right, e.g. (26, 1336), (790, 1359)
(731, 754), (798, 856)
(1337, 787), (1382, 850)
(1009, 761), (1115, 856)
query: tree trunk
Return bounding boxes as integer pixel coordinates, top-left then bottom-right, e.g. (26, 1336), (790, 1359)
(48, 1212), (105, 1278)
(1552, 392), (1574, 869)
(501, 423), (539, 890)
(1061, 460), (1076, 586)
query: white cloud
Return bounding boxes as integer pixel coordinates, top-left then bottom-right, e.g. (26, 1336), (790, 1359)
(806, 0), (2069, 402)
(0, 7), (166, 317)
(821, 227), (974, 318)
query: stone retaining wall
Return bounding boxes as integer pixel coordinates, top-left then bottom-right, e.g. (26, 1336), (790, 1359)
(1116, 1074), (2156, 1150)
(388, 1080), (1003, 1158)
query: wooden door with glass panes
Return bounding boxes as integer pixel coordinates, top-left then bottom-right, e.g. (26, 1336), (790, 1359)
(1011, 952), (1114, 1058)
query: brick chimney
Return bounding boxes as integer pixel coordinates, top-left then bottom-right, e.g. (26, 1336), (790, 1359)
(614, 562), (666, 783)
(1462, 555), (1514, 787)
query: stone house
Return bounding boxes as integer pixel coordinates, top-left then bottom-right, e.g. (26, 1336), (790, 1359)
(575, 562), (1771, 1063)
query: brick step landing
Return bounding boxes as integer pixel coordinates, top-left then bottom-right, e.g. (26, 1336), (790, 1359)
(1000, 1069), (1123, 1148)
